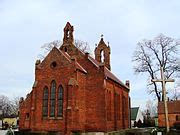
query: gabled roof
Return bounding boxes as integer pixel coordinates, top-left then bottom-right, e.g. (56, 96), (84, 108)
(59, 22), (128, 90)
(104, 67), (129, 89)
(88, 56), (99, 67)
(60, 43), (129, 89)
(88, 55), (129, 90)
(131, 107), (139, 120)
(61, 51), (87, 74)
(41, 47), (71, 65)
(41, 47), (87, 74)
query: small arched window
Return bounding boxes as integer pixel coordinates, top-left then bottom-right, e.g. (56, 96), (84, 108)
(42, 86), (48, 117)
(50, 80), (56, 117)
(67, 30), (70, 38)
(58, 85), (63, 117)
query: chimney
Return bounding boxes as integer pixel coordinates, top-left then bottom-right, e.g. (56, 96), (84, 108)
(85, 52), (89, 59)
(125, 80), (130, 88)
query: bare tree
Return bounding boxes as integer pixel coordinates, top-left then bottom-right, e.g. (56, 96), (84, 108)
(133, 34), (180, 101)
(171, 80), (180, 100)
(11, 96), (20, 115)
(38, 39), (91, 60)
(0, 95), (12, 116)
(74, 39), (91, 53)
(0, 95), (20, 117)
(145, 99), (157, 117)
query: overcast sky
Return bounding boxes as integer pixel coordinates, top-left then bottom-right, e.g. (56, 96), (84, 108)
(0, 0), (180, 109)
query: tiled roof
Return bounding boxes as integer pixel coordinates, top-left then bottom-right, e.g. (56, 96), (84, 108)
(59, 45), (128, 89)
(104, 67), (129, 89)
(158, 100), (180, 114)
(88, 55), (129, 89)
(88, 56), (99, 67)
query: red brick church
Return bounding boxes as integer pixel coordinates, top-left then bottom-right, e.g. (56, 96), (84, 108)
(19, 22), (130, 134)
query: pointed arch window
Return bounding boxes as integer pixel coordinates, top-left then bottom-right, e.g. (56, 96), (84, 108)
(58, 85), (63, 117)
(50, 80), (56, 117)
(42, 86), (48, 117)
(100, 49), (105, 63)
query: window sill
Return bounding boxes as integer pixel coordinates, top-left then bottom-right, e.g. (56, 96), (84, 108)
(42, 117), (63, 120)
(56, 117), (63, 120)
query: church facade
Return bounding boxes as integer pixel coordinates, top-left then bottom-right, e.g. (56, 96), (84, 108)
(19, 22), (130, 134)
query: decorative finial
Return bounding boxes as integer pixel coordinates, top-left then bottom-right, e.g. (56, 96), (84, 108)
(101, 34), (104, 38)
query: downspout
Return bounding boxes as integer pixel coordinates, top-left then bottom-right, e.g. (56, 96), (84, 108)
(129, 97), (131, 128)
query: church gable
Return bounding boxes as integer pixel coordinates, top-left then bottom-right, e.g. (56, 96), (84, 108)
(36, 46), (87, 76)
(39, 46), (71, 69)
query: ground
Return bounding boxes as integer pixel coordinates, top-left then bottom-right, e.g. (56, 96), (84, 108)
(0, 130), (8, 135)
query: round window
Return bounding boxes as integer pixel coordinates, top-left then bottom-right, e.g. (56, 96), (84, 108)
(51, 61), (57, 68)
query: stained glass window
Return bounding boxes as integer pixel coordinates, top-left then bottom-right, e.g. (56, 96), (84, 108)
(50, 80), (56, 117)
(58, 85), (63, 117)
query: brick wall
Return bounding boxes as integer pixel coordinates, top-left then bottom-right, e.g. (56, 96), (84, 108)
(19, 23), (130, 134)
(158, 100), (180, 127)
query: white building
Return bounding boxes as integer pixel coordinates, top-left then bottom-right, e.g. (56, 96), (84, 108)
(130, 107), (144, 127)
